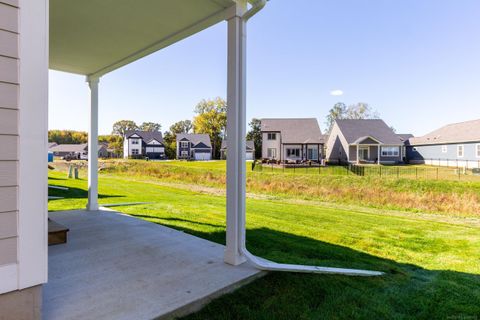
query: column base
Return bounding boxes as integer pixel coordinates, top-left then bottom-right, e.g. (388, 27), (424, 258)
(86, 203), (99, 211)
(224, 249), (247, 266)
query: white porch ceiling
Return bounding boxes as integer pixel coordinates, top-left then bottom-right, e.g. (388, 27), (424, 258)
(49, 0), (237, 78)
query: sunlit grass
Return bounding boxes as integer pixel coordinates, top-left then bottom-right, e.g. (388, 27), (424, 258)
(48, 167), (480, 319)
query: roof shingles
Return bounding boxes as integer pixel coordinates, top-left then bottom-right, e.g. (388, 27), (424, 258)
(260, 118), (324, 144)
(408, 119), (480, 145)
(335, 119), (403, 145)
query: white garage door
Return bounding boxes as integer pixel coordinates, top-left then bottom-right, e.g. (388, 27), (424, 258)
(246, 151), (254, 160)
(194, 153), (211, 161)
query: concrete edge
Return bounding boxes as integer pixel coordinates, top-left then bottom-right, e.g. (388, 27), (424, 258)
(157, 269), (268, 320)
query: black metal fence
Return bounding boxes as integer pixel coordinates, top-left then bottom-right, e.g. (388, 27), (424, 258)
(252, 161), (480, 181)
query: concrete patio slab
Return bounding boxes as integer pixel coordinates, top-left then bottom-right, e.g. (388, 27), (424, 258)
(43, 209), (264, 320)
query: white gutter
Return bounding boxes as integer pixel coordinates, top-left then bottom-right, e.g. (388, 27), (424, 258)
(236, 0), (383, 277)
(243, 0), (267, 21)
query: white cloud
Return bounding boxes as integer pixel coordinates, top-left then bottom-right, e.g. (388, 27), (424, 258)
(330, 90), (344, 96)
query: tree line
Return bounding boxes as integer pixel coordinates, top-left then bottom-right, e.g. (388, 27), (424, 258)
(49, 99), (380, 159)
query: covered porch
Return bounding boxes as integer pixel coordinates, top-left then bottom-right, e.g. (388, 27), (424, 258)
(45, 0), (382, 317)
(350, 136), (382, 165)
(44, 209), (262, 320)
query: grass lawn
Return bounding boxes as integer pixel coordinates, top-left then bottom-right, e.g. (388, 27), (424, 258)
(48, 162), (480, 319)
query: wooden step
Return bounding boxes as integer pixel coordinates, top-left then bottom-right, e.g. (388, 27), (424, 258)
(48, 218), (69, 246)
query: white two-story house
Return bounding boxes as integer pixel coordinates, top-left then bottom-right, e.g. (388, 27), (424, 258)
(123, 130), (166, 159)
(260, 118), (325, 162)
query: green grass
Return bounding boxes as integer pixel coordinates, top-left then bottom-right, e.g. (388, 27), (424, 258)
(95, 160), (480, 216)
(48, 165), (480, 319)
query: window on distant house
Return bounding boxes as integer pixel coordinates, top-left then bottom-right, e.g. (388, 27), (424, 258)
(286, 148), (301, 157)
(132, 139), (139, 145)
(441, 145), (447, 153)
(457, 145), (464, 158)
(267, 148), (277, 158)
(477, 144), (480, 158)
(181, 151), (188, 157)
(131, 149), (139, 155)
(267, 133), (276, 140)
(381, 146), (399, 157)
(181, 141), (189, 148)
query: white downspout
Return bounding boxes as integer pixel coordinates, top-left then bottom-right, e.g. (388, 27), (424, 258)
(228, 1), (383, 277)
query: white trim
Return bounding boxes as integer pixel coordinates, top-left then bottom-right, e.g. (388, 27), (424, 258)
(87, 77), (99, 211)
(476, 144), (480, 158)
(381, 146), (400, 157)
(267, 147), (276, 159)
(17, 0), (49, 290)
(352, 135), (382, 145)
(358, 146), (370, 160)
(0, 263), (17, 293)
(224, 6), (247, 265)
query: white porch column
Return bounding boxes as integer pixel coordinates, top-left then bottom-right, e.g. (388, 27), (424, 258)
(87, 77), (100, 211)
(377, 145), (381, 165)
(225, 3), (247, 265)
(356, 145), (360, 164)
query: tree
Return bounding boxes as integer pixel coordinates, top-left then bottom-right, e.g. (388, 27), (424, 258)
(139, 122), (161, 132)
(163, 131), (176, 160)
(325, 102), (379, 133)
(112, 120), (138, 136)
(169, 120), (192, 135)
(345, 102), (379, 120)
(48, 130), (88, 144)
(99, 134), (123, 157)
(193, 97), (227, 159)
(246, 118), (262, 159)
(325, 102), (347, 133)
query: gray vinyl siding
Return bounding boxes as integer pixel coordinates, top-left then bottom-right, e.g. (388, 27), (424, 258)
(407, 142), (480, 163)
(0, 0), (19, 268)
(177, 139), (191, 158)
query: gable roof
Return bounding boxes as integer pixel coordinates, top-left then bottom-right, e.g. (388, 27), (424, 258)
(397, 134), (414, 142)
(176, 133), (212, 148)
(221, 140), (254, 151)
(49, 144), (88, 153)
(335, 119), (403, 145)
(408, 119), (480, 145)
(50, 143), (107, 153)
(260, 118), (324, 144)
(125, 130), (164, 144)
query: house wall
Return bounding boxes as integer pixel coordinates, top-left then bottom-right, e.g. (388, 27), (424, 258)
(1, 0), (48, 317)
(326, 123), (349, 163)
(261, 132), (280, 159)
(407, 142), (480, 168)
(0, 0), (20, 294)
(177, 139), (191, 158)
(282, 144), (303, 161)
(127, 137), (142, 156)
(349, 145), (402, 163)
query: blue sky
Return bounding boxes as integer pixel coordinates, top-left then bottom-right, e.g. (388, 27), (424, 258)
(49, 0), (480, 136)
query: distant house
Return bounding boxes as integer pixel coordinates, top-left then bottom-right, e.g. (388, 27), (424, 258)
(407, 119), (480, 168)
(220, 140), (255, 160)
(176, 133), (212, 160)
(49, 143), (108, 159)
(260, 118), (325, 162)
(326, 119), (405, 164)
(48, 142), (58, 149)
(123, 131), (166, 159)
